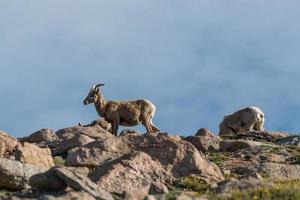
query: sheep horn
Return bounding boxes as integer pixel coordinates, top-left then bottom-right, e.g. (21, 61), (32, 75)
(94, 84), (105, 88)
(91, 84), (105, 90)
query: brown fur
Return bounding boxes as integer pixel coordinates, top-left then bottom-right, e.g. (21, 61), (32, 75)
(83, 85), (160, 136)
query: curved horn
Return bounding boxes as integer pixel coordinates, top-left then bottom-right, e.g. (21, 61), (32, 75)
(94, 84), (105, 88)
(91, 84), (104, 90)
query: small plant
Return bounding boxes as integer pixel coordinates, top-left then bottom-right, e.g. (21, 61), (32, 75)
(207, 151), (233, 168)
(212, 179), (300, 200)
(173, 176), (209, 193)
(53, 156), (65, 166)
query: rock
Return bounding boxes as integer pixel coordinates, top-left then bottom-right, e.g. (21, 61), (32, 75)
(70, 133), (224, 187)
(40, 191), (96, 200)
(149, 182), (169, 194)
(52, 133), (95, 156)
(276, 135), (300, 147)
(56, 125), (112, 140)
(66, 147), (123, 167)
(29, 168), (67, 191)
(235, 131), (289, 142)
(123, 186), (150, 200)
(220, 139), (263, 152)
(137, 133), (224, 181)
(80, 118), (112, 133)
(119, 129), (141, 136)
(0, 130), (19, 159)
(15, 142), (54, 168)
(89, 151), (172, 193)
(214, 176), (263, 194)
(0, 158), (46, 190)
(257, 163), (300, 180)
(53, 167), (113, 200)
(20, 129), (58, 144)
(66, 136), (132, 167)
(30, 166), (90, 192)
(259, 153), (286, 163)
(184, 129), (219, 152)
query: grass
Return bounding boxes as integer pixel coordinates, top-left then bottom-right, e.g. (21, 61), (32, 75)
(173, 176), (209, 193)
(53, 156), (65, 166)
(206, 151), (233, 168)
(212, 179), (300, 200)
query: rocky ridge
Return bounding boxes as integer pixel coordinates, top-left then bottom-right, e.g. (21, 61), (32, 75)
(0, 122), (300, 200)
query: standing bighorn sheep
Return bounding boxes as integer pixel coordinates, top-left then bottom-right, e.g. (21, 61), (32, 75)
(83, 84), (160, 136)
(219, 106), (265, 138)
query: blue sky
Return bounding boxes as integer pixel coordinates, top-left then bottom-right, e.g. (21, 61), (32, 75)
(1, 1), (300, 137)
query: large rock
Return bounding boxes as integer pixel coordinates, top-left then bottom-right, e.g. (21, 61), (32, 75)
(89, 151), (172, 193)
(69, 133), (224, 184)
(20, 128), (58, 144)
(235, 131), (289, 142)
(0, 130), (19, 159)
(276, 135), (300, 147)
(214, 175), (263, 194)
(184, 128), (219, 152)
(0, 158), (46, 190)
(257, 163), (300, 180)
(29, 168), (67, 191)
(66, 136), (132, 167)
(56, 125), (112, 140)
(30, 167), (89, 192)
(40, 191), (96, 200)
(137, 133), (224, 181)
(220, 139), (263, 152)
(15, 142), (54, 168)
(53, 167), (113, 200)
(52, 133), (95, 156)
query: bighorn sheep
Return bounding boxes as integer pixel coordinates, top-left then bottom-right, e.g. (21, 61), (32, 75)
(219, 106), (265, 138)
(83, 84), (160, 136)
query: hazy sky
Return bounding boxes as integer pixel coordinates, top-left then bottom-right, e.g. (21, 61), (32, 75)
(1, 1), (300, 137)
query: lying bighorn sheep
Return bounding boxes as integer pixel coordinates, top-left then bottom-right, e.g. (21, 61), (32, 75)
(219, 106), (265, 138)
(83, 84), (160, 136)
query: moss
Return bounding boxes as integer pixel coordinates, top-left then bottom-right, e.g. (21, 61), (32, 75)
(212, 179), (300, 200)
(164, 190), (182, 200)
(53, 156), (65, 166)
(172, 176), (209, 193)
(207, 151), (233, 168)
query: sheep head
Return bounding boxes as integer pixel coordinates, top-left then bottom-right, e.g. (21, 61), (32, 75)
(83, 84), (104, 105)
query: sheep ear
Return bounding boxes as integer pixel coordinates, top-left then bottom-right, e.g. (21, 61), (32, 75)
(95, 88), (100, 93)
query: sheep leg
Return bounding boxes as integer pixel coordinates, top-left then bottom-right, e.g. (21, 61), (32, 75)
(111, 120), (119, 136)
(150, 124), (160, 132)
(141, 116), (153, 133)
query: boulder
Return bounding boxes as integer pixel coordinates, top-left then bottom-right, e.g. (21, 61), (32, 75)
(15, 142), (54, 168)
(30, 167), (90, 191)
(184, 128), (219, 152)
(137, 133), (224, 181)
(0, 158), (46, 190)
(119, 129), (141, 136)
(89, 151), (172, 193)
(20, 128), (58, 144)
(53, 167), (113, 200)
(80, 118), (112, 133)
(66, 136), (132, 167)
(29, 168), (67, 191)
(0, 130), (19, 159)
(40, 191), (96, 200)
(257, 163), (300, 180)
(70, 133), (224, 186)
(276, 135), (300, 147)
(56, 125), (112, 140)
(220, 139), (263, 152)
(52, 133), (95, 156)
(235, 131), (289, 142)
(123, 186), (150, 200)
(214, 176), (263, 194)
(149, 182), (169, 194)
